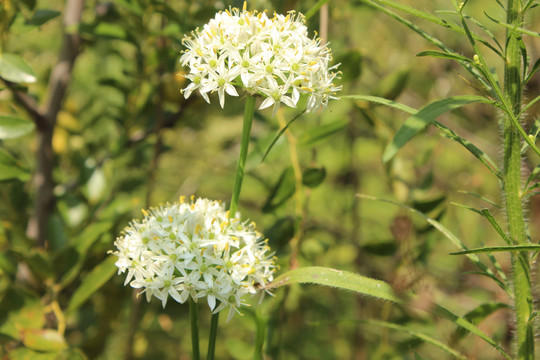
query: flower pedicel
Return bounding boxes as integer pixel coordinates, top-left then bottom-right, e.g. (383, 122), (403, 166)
(110, 197), (275, 322)
(180, 3), (341, 116)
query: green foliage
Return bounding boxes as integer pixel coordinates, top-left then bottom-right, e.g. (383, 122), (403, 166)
(1, 0), (539, 359)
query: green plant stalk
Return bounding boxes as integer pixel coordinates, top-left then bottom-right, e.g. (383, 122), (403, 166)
(503, 1), (534, 359)
(229, 96), (256, 217)
(190, 297), (200, 360)
(207, 310), (219, 360)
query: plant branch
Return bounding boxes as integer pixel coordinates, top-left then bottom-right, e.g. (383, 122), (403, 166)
(26, 0), (86, 247)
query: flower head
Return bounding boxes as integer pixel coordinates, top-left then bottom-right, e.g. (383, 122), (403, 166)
(180, 4), (341, 115)
(110, 197), (276, 321)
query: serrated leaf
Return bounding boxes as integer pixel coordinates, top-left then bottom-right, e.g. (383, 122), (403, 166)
(25, 9), (61, 26)
(266, 266), (401, 303)
(0, 53), (37, 83)
(302, 167), (326, 188)
(383, 96), (491, 162)
(22, 329), (68, 352)
(66, 256), (117, 313)
(0, 115), (35, 139)
(298, 119), (348, 146)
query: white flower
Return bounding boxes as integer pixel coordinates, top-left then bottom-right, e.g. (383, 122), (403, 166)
(179, 4), (341, 113)
(110, 197), (276, 322)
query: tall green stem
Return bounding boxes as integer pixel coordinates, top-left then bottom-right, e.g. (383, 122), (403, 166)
(207, 310), (219, 360)
(229, 96), (256, 217)
(504, 1), (534, 359)
(190, 297), (200, 360)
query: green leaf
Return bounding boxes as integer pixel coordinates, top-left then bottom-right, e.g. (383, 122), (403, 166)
(383, 96), (491, 162)
(360, 319), (467, 359)
(58, 221), (114, 289)
(343, 94), (417, 114)
(304, 0), (330, 20)
(262, 168), (295, 213)
(416, 50), (473, 64)
(450, 244), (540, 255)
(434, 121), (500, 178)
(357, 194), (510, 294)
(266, 266), (401, 303)
(25, 9), (61, 26)
(298, 119), (348, 146)
(433, 305), (511, 359)
(260, 109), (306, 163)
(302, 167), (326, 188)
(452, 302), (511, 343)
(0, 53), (37, 83)
(0, 149), (30, 182)
(0, 115), (35, 139)
(66, 256), (117, 313)
(7, 348), (59, 360)
(0, 290), (45, 339)
(22, 329), (68, 352)
(374, 68), (409, 100)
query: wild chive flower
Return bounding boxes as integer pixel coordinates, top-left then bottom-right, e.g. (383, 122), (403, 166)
(110, 197), (275, 322)
(179, 4), (341, 115)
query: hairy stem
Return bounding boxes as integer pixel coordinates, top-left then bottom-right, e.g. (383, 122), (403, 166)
(503, 1), (534, 359)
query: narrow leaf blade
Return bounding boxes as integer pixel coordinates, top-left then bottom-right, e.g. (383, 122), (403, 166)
(0, 115), (35, 139)
(383, 96), (491, 162)
(66, 256), (117, 313)
(266, 266), (401, 303)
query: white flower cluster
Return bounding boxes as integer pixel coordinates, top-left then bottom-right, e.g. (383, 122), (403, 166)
(179, 5), (341, 115)
(111, 197), (275, 322)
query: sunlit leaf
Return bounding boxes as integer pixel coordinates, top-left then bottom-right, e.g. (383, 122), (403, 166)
(0, 53), (37, 83)
(266, 266), (401, 303)
(0, 115), (35, 139)
(22, 329), (68, 352)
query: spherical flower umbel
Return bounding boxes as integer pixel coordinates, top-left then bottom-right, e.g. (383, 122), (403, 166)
(179, 4), (341, 115)
(110, 197), (276, 322)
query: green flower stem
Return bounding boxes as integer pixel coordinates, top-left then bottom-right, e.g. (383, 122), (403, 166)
(190, 297), (200, 360)
(229, 96), (256, 218)
(207, 310), (220, 360)
(504, 1), (534, 359)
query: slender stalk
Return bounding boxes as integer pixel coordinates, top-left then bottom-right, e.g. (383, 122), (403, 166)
(190, 297), (200, 360)
(229, 96), (256, 217)
(503, 1), (534, 359)
(207, 310), (219, 360)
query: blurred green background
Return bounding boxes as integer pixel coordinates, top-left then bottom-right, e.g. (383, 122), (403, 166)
(1, 0), (539, 359)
